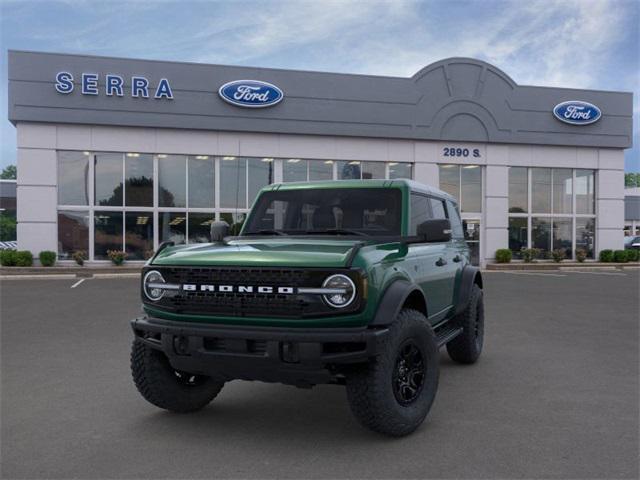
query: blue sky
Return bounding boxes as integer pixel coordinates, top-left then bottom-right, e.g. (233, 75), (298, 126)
(1, 0), (638, 171)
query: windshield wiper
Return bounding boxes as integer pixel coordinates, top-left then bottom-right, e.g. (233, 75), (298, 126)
(305, 228), (367, 237)
(245, 229), (288, 236)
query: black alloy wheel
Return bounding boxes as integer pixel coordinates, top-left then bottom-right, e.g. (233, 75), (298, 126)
(392, 341), (426, 406)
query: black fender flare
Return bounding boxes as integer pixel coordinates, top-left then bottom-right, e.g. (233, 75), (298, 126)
(369, 279), (427, 327)
(454, 265), (483, 316)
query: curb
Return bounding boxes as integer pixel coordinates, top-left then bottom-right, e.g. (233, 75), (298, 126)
(0, 266), (142, 277)
(0, 273), (142, 280)
(486, 262), (638, 271)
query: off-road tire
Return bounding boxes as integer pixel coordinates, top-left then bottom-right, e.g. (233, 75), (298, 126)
(345, 309), (439, 437)
(446, 283), (484, 364)
(131, 340), (224, 413)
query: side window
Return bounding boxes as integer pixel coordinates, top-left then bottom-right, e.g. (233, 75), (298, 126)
(446, 200), (464, 239)
(410, 193), (431, 235)
(429, 198), (447, 220)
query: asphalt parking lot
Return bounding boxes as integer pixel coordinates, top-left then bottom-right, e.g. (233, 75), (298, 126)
(1, 270), (639, 479)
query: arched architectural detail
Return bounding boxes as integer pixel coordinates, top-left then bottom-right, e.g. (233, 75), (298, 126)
(429, 100), (502, 142)
(412, 57), (517, 91)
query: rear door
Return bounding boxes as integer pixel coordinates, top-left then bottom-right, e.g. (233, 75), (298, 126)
(428, 197), (459, 317)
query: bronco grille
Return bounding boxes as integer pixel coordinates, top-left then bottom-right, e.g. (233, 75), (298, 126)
(144, 267), (362, 319)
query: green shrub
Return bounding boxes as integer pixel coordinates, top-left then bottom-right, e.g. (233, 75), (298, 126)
(575, 249), (588, 263)
(39, 250), (57, 267)
(613, 250), (628, 263)
(551, 249), (566, 263)
(0, 249), (17, 266)
(626, 249), (639, 262)
(495, 249), (512, 263)
(107, 250), (127, 265)
(15, 250), (33, 267)
(599, 249), (614, 262)
(521, 248), (539, 263)
(72, 250), (87, 266)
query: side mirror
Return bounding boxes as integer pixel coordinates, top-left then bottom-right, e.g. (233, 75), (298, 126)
(417, 219), (452, 243)
(210, 221), (230, 243)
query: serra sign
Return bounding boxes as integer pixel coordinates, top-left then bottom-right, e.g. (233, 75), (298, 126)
(55, 72), (174, 99)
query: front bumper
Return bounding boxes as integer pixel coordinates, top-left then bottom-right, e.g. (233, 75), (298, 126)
(131, 316), (389, 386)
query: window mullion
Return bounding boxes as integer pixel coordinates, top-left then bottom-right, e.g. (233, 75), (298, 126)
(89, 153), (95, 261)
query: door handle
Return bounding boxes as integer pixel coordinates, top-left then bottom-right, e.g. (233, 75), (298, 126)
(453, 255), (462, 263)
(436, 257), (447, 267)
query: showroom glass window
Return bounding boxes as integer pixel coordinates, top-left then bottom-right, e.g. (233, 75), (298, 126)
(220, 157), (247, 209)
(159, 212), (186, 244)
(94, 152), (123, 206)
(283, 159), (308, 182)
(125, 212), (153, 260)
(309, 160), (334, 180)
(58, 151), (90, 205)
(508, 167), (527, 213)
(575, 169), (595, 214)
(248, 158), (274, 206)
(124, 153), (153, 207)
(58, 210), (89, 259)
(388, 163), (412, 179)
(56, 152), (416, 261)
(438, 164), (482, 213)
(94, 211), (122, 260)
(158, 155), (186, 208)
(188, 156), (215, 208)
(284, 160), (409, 182)
(508, 168), (596, 259)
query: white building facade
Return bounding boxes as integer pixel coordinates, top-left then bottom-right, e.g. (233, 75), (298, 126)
(8, 51), (633, 266)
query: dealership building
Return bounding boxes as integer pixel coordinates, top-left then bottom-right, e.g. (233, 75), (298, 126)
(7, 50), (633, 266)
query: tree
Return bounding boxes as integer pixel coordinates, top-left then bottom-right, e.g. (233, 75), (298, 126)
(0, 213), (16, 241)
(625, 172), (640, 188)
(0, 165), (16, 180)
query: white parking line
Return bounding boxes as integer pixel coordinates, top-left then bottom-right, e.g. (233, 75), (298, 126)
(567, 270), (627, 276)
(493, 271), (567, 277)
(70, 278), (86, 288)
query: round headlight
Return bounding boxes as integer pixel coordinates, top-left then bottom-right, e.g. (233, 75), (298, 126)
(143, 270), (166, 301)
(322, 274), (356, 308)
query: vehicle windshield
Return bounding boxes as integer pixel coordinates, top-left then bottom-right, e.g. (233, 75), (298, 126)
(242, 188), (402, 237)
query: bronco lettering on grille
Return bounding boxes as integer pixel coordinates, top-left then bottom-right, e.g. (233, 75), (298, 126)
(182, 284), (295, 294)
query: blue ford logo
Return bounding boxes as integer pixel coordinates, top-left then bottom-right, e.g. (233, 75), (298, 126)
(218, 80), (283, 108)
(553, 101), (601, 125)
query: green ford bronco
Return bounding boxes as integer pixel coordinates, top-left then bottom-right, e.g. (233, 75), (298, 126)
(131, 179), (484, 436)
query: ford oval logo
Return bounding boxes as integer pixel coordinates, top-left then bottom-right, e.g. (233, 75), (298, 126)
(553, 101), (601, 125)
(218, 80), (283, 108)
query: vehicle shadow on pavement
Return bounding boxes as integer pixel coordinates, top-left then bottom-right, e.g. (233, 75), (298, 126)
(128, 355), (462, 443)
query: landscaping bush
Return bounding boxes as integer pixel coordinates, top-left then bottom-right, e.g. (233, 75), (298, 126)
(521, 248), (540, 263)
(599, 249), (614, 262)
(0, 249), (17, 266)
(495, 249), (512, 263)
(39, 250), (56, 267)
(551, 249), (566, 263)
(626, 249), (639, 262)
(72, 250), (87, 266)
(613, 250), (628, 263)
(15, 250), (33, 267)
(575, 248), (588, 263)
(107, 250), (127, 265)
